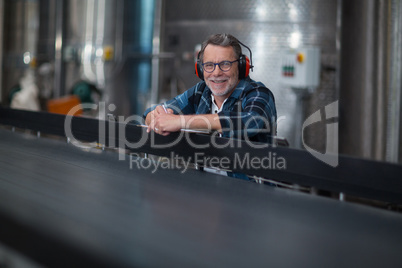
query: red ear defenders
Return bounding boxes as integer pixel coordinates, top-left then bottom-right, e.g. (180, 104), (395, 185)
(195, 41), (254, 81)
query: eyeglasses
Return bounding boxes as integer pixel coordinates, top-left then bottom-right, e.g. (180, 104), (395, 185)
(202, 60), (239, 73)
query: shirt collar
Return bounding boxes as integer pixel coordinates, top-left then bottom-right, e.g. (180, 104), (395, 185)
(211, 94), (229, 113)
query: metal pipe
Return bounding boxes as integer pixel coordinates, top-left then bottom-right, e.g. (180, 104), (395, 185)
(361, 0), (375, 159)
(0, 0), (4, 103)
(83, 0), (96, 83)
(339, 0), (389, 160)
(95, 0), (106, 88)
(336, 0), (342, 96)
(373, 0), (389, 161)
(114, 0), (124, 64)
(53, 0), (65, 98)
(150, 0), (162, 107)
(386, 0), (402, 163)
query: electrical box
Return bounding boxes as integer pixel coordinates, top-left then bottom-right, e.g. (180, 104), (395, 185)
(280, 47), (321, 89)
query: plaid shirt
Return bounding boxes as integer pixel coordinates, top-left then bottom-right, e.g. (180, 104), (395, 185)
(144, 77), (277, 144)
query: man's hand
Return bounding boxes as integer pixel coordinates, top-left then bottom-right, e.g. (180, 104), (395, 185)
(146, 105), (181, 136)
(145, 105), (222, 135)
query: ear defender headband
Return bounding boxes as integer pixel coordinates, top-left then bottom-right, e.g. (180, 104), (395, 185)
(195, 40), (254, 81)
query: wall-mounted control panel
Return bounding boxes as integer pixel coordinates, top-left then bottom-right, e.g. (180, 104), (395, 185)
(280, 47), (320, 89)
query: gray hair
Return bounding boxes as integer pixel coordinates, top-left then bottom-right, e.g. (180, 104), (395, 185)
(199, 33), (242, 62)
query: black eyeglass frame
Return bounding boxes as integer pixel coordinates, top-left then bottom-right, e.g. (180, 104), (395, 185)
(201, 59), (239, 73)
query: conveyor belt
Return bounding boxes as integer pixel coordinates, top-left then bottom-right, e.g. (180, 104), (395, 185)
(1, 128), (402, 267)
(2, 107), (402, 204)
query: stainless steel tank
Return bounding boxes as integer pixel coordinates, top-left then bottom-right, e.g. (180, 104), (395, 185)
(62, 0), (156, 117)
(1, 0), (156, 117)
(1, 0), (39, 104)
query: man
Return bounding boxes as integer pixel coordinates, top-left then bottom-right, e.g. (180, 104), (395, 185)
(144, 33), (277, 144)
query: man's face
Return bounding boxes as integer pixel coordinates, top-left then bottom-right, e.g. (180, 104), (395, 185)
(203, 44), (239, 98)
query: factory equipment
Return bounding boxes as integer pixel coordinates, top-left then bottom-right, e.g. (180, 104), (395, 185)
(1, 1), (402, 266)
(280, 47), (321, 90)
(1, 0), (156, 117)
(0, 0), (39, 106)
(279, 47), (323, 149)
(1, 106), (402, 267)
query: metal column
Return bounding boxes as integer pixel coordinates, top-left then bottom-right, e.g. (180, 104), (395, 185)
(0, 0), (4, 103)
(53, 0), (65, 98)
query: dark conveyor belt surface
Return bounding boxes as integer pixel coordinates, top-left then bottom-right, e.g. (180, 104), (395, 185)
(0, 128), (402, 268)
